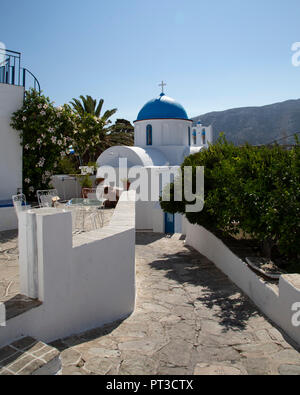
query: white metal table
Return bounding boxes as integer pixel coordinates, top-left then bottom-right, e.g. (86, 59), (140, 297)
(65, 198), (107, 233)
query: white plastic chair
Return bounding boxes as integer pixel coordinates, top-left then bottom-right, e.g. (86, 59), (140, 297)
(12, 193), (30, 216)
(87, 206), (104, 229)
(36, 189), (60, 208)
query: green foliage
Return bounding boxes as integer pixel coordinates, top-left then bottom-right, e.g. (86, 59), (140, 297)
(11, 90), (133, 201)
(69, 94), (119, 163)
(71, 112), (108, 164)
(160, 136), (300, 266)
(11, 89), (134, 200)
(107, 118), (134, 147)
(10, 89), (76, 199)
(70, 95), (117, 121)
(55, 156), (79, 175)
(77, 175), (93, 188)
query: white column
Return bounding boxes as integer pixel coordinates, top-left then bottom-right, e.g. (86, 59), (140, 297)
(35, 209), (72, 303)
(18, 211), (39, 298)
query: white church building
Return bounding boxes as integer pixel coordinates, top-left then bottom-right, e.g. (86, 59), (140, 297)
(97, 84), (213, 233)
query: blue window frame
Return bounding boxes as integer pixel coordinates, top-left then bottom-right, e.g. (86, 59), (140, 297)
(146, 125), (152, 145)
(202, 129), (206, 144)
(188, 127), (191, 146)
(192, 130), (197, 145)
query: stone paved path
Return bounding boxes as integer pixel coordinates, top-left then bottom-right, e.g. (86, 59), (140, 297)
(51, 233), (300, 375)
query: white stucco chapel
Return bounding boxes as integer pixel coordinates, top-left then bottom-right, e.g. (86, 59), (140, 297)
(97, 83), (213, 233)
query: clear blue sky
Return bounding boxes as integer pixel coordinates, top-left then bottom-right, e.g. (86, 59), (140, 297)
(1, 0), (300, 123)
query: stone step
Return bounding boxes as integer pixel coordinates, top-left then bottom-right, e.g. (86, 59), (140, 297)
(2, 294), (42, 322)
(0, 337), (61, 375)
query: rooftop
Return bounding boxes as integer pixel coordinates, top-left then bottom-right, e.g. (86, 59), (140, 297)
(135, 93), (189, 122)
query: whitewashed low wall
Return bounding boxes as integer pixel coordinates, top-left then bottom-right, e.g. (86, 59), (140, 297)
(51, 175), (96, 200)
(0, 207), (18, 231)
(0, 191), (136, 345)
(184, 219), (300, 346)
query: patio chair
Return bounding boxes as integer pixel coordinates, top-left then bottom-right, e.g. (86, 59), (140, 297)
(36, 189), (60, 208)
(76, 199), (105, 231)
(12, 193), (30, 216)
(88, 204), (105, 229)
(61, 205), (84, 235)
(82, 187), (106, 228)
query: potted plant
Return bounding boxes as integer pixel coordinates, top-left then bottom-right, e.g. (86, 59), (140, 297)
(77, 174), (93, 197)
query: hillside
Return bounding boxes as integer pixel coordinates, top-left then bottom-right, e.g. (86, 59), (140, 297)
(192, 99), (300, 145)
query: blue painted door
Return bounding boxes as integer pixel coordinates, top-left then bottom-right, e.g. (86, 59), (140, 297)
(165, 212), (175, 234)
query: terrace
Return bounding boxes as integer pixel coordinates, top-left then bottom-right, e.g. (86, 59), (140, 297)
(0, 208), (115, 314)
(0, 48), (40, 92)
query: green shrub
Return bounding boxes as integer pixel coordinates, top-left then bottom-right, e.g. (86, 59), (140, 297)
(160, 136), (300, 266)
(55, 157), (79, 175)
(77, 175), (93, 188)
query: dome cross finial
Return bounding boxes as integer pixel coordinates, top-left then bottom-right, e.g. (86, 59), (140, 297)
(159, 80), (166, 94)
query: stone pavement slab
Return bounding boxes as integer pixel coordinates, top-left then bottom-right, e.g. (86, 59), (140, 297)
(0, 337), (61, 375)
(50, 233), (300, 375)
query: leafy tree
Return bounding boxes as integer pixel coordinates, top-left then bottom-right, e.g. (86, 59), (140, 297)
(69, 95), (119, 163)
(160, 136), (300, 268)
(71, 112), (108, 164)
(106, 118), (134, 148)
(110, 119), (134, 134)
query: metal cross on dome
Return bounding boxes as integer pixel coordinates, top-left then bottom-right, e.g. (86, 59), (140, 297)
(159, 80), (166, 94)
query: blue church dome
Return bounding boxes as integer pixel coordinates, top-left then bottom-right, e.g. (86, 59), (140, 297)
(135, 93), (189, 121)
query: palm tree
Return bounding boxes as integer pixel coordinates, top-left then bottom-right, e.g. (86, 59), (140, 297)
(70, 95), (117, 124)
(70, 96), (134, 164)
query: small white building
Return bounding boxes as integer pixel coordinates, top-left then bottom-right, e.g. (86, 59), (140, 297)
(97, 86), (213, 233)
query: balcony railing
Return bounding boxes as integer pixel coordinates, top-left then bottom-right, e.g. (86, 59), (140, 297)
(0, 48), (40, 93)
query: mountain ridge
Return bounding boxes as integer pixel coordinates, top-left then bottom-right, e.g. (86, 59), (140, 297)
(192, 98), (300, 145)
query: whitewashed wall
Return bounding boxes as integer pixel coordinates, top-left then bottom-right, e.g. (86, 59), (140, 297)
(192, 124), (213, 146)
(184, 219), (300, 346)
(0, 207), (18, 231)
(0, 83), (24, 200)
(0, 191), (136, 345)
(51, 175), (96, 200)
(134, 119), (193, 147)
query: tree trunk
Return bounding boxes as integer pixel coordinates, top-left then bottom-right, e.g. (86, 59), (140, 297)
(262, 239), (275, 259)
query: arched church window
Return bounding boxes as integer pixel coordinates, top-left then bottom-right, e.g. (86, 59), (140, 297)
(188, 127), (191, 146)
(202, 129), (206, 145)
(192, 130), (197, 145)
(146, 125), (152, 146)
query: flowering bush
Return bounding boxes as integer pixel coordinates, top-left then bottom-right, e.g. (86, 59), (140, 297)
(71, 113), (107, 164)
(11, 89), (76, 199)
(11, 90), (133, 200)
